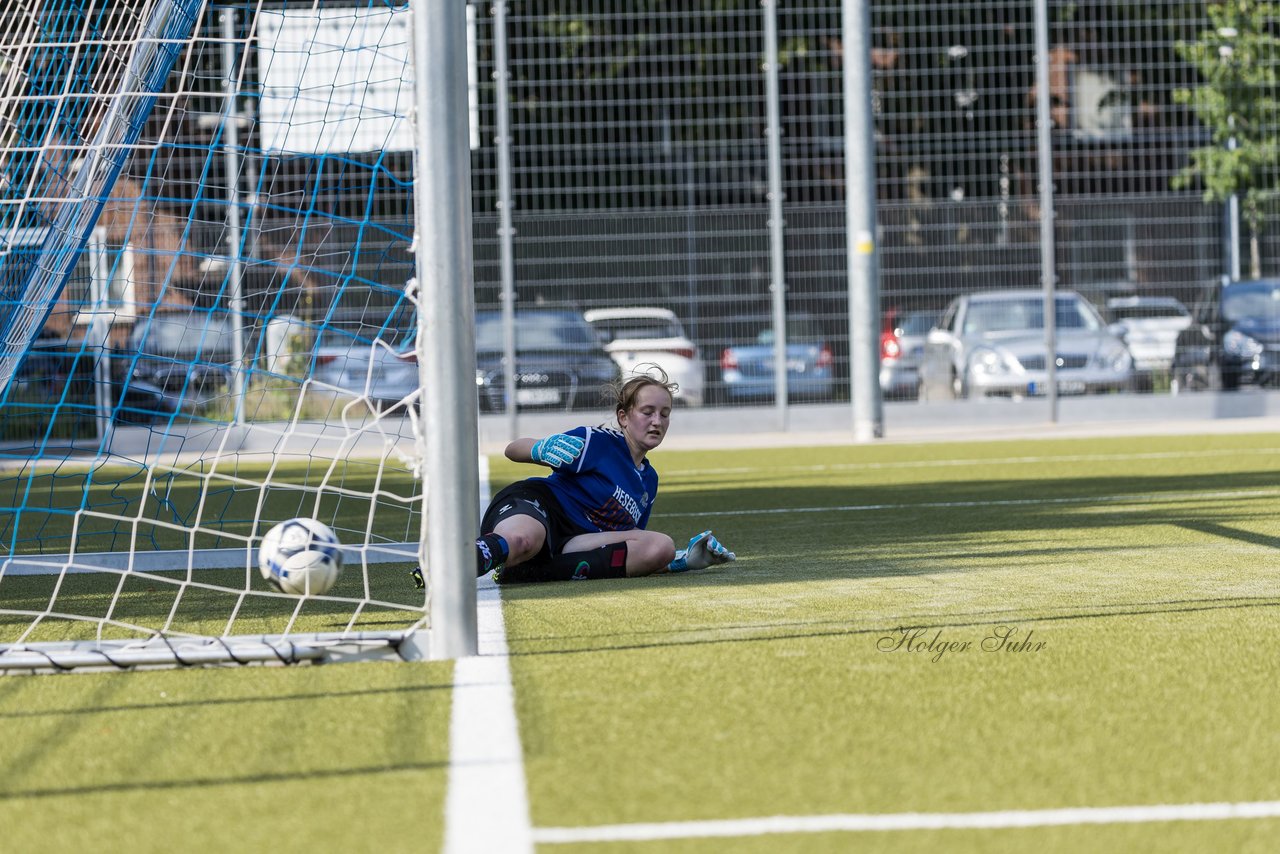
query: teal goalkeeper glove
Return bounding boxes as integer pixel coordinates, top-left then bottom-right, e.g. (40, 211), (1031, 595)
(530, 433), (585, 469)
(668, 530), (736, 572)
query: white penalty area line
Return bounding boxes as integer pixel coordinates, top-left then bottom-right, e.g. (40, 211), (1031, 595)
(532, 800), (1280, 844)
(672, 446), (1280, 480)
(658, 486), (1280, 520)
(444, 456), (534, 854)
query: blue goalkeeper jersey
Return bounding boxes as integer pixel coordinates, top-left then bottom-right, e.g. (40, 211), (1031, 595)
(537, 426), (658, 534)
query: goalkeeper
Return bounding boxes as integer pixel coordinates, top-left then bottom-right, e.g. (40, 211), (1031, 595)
(473, 368), (735, 583)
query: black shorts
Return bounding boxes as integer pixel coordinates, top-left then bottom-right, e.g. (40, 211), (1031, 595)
(481, 479), (581, 561)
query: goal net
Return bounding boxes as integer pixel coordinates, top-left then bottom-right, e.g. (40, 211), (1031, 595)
(0, 0), (469, 672)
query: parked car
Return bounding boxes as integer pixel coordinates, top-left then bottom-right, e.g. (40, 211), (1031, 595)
(920, 290), (1133, 399)
(10, 335), (181, 426)
(1172, 278), (1280, 392)
(880, 309), (939, 400)
(717, 314), (835, 402)
(311, 330), (421, 410)
(475, 309), (620, 412)
(582, 307), (705, 406)
(124, 310), (300, 415)
(1105, 296), (1192, 383)
(126, 310), (239, 411)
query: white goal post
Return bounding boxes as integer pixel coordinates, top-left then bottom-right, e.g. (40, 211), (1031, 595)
(0, 0), (479, 672)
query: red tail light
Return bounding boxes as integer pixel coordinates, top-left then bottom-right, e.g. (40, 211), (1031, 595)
(817, 345), (834, 369)
(720, 349), (738, 370)
(880, 332), (901, 360)
(316, 354), (338, 365)
(668, 347), (696, 359)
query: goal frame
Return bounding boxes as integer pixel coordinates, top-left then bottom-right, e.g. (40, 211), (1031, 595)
(0, 0), (480, 672)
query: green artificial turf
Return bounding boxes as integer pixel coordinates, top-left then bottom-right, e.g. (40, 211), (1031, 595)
(0, 660), (454, 853)
(5, 431), (1280, 853)
(490, 432), (1280, 852)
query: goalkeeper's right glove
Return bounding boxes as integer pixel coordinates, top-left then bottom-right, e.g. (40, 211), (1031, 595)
(530, 433), (585, 469)
(668, 530), (736, 572)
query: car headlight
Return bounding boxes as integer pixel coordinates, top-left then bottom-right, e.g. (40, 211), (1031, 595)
(1224, 329), (1264, 359)
(969, 347), (1012, 376)
(1094, 346), (1132, 372)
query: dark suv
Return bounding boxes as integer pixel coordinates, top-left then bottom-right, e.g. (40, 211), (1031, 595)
(474, 310), (620, 412)
(1172, 279), (1280, 391)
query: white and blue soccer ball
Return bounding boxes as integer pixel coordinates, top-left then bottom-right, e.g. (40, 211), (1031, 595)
(258, 518), (344, 596)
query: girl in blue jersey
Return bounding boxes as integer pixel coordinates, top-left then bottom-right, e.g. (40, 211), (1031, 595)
(475, 369), (735, 582)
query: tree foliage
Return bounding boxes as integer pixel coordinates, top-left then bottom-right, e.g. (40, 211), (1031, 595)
(1173, 0), (1280, 251)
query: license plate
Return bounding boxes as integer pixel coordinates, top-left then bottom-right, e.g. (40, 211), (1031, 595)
(516, 388), (561, 405)
(1028, 380), (1086, 395)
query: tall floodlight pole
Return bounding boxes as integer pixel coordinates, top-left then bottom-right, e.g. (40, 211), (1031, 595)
(414, 1), (479, 659)
(842, 0), (882, 441)
(1033, 0), (1058, 422)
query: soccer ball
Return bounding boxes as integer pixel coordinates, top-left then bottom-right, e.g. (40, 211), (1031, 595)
(258, 518), (344, 595)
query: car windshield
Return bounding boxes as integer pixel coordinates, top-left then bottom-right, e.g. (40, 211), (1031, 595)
(137, 315), (235, 355)
(899, 313), (938, 336)
(755, 318), (825, 345)
(1109, 303), (1188, 321)
(962, 297), (1100, 335)
(589, 316), (682, 341)
(1222, 282), (1280, 323)
(475, 312), (595, 351)
(317, 327), (402, 348)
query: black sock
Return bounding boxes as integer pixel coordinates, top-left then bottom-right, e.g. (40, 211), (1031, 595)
(496, 543), (628, 583)
(475, 533), (509, 577)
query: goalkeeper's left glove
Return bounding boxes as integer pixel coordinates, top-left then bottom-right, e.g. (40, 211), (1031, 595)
(668, 530), (735, 572)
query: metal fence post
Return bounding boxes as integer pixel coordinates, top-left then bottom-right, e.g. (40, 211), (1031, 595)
(763, 0), (789, 428)
(843, 0), (882, 441)
(1034, 0), (1058, 423)
(493, 1), (518, 440)
(220, 9), (246, 426)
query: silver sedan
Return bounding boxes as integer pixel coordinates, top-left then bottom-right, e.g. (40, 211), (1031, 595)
(920, 290), (1133, 400)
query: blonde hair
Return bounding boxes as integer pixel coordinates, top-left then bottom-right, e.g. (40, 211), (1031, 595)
(608, 363), (678, 420)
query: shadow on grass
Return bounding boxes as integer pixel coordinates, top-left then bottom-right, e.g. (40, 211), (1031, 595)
(0, 681), (451, 721)
(492, 465), (1280, 654)
(4, 463), (1276, 652)
(498, 466), (1280, 597)
(0, 564), (425, 643)
(498, 594), (1280, 658)
(0, 760), (450, 801)
(1176, 519), (1280, 550)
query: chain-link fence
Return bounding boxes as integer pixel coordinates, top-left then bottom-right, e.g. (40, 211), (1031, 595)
(467, 0), (1278, 418)
(35, 1), (1280, 432)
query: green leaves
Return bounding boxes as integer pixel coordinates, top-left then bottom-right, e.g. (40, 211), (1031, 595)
(1173, 1), (1280, 240)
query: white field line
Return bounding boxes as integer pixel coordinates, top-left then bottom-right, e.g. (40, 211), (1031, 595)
(532, 801), (1280, 844)
(445, 458), (1280, 849)
(658, 486), (1280, 519)
(443, 457), (534, 854)
(669, 447), (1280, 479)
